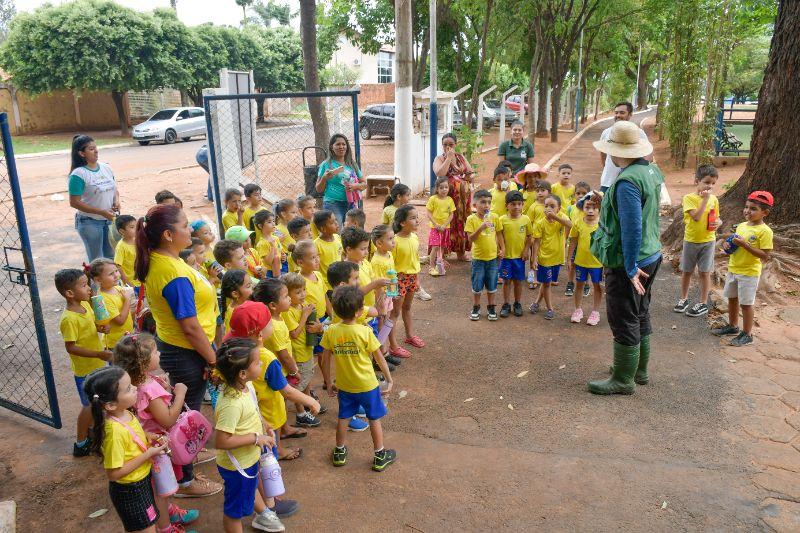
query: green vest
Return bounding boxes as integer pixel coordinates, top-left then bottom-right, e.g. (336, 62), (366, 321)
(590, 162), (664, 268)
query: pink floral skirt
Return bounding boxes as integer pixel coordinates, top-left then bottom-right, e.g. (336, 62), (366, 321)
(428, 227), (450, 247)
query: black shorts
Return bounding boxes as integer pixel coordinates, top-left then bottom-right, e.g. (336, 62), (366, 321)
(109, 474), (159, 532)
(604, 258), (661, 346)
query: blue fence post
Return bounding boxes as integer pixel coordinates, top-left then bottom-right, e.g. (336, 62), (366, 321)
(0, 112), (62, 428)
(203, 98), (225, 238)
(351, 91), (361, 169)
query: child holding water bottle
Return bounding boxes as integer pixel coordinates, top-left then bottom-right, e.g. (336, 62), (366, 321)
(465, 189), (502, 321)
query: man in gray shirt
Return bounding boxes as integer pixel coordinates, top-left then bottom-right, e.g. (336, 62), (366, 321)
(598, 102), (652, 192)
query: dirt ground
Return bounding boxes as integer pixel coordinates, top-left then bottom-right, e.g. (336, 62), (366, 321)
(2, 109), (800, 532)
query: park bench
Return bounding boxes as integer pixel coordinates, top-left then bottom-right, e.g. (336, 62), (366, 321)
(365, 175), (398, 198)
(718, 126), (743, 154)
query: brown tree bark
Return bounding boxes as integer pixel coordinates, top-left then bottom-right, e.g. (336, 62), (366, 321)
(536, 54), (549, 137)
(110, 90), (129, 135)
(466, 0), (494, 126)
(299, 0), (330, 163)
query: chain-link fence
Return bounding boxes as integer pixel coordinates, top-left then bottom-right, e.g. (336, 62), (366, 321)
(0, 112), (62, 428)
(128, 89), (184, 122)
(204, 90), (395, 227)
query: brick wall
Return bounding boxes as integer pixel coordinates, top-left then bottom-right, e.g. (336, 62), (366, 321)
(357, 83), (395, 109)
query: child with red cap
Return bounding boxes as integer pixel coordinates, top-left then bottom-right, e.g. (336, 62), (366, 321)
(227, 301), (320, 519)
(711, 190), (774, 346)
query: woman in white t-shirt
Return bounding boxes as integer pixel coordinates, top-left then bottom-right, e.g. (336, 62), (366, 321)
(68, 135), (120, 260)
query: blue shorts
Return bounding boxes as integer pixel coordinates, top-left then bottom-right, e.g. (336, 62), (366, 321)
(575, 265), (603, 284)
(217, 462), (258, 519)
(471, 258), (499, 293)
(368, 317), (380, 338)
(281, 261), (289, 274)
(74, 375), (90, 406)
(536, 264), (561, 284)
(338, 387), (387, 420)
(499, 258), (526, 281)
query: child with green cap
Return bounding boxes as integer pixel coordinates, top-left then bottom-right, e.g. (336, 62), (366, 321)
(225, 225), (264, 280)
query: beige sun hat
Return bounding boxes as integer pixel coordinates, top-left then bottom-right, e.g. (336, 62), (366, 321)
(592, 120), (653, 158)
(515, 162), (548, 182)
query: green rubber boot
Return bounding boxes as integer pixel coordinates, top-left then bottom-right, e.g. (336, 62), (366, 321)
(588, 342), (639, 395)
(635, 334), (651, 385)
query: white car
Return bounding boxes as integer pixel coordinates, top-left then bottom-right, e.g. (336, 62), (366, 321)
(132, 107), (207, 146)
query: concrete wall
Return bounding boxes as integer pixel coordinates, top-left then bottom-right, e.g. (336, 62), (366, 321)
(0, 88), (124, 135)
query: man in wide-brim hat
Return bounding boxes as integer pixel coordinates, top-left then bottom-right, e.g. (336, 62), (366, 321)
(587, 120), (663, 395)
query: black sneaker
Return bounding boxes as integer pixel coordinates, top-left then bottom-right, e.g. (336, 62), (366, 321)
(686, 302), (709, 317)
(500, 303), (511, 318)
(385, 354), (402, 366)
(306, 404), (328, 415)
(72, 440), (91, 458)
(583, 284), (590, 297)
(729, 331), (753, 347)
(487, 306), (498, 321)
(295, 411), (321, 427)
(711, 323), (740, 336)
(565, 281), (575, 296)
(332, 446), (348, 466)
(374, 360), (396, 372)
(673, 298), (690, 313)
(470, 306), (480, 321)
(512, 302), (523, 317)
(372, 448), (397, 471)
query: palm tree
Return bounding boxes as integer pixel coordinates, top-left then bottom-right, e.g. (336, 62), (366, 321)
(235, 0), (254, 26)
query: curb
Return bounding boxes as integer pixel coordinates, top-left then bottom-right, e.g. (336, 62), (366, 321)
(15, 142), (135, 160)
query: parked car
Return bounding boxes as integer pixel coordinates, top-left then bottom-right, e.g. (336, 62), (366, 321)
(504, 95), (528, 113)
(359, 104), (395, 140)
(453, 101), (494, 130)
(132, 107), (207, 146)
(485, 99), (518, 125)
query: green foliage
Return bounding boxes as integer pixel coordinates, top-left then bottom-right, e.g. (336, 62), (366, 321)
(725, 34), (770, 101)
(320, 63), (359, 89)
(454, 125), (484, 169)
(246, 26), (303, 92)
(487, 63), (528, 92)
(253, 0), (291, 27)
(0, 0), (15, 41)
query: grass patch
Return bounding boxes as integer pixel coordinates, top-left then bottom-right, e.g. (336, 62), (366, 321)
(11, 132), (131, 155)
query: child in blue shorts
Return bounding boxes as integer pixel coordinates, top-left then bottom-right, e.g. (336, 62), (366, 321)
(529, 194), (573, 320)
(321, 285), (397, 472)
(567, 191), (605, 326)
(497, 190), (531, 318)
(465, 189), (502, 321)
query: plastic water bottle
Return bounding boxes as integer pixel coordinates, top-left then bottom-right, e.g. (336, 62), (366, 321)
(377, 318), (394, 344)
(90, 281), (111, 325)
(386, 269), (399, 298)
(526, 270), (536, 285)
(152, 452), (178, 497)
(723, 234), (740, 255)
(259, 449), (285, 497)
(305, 310), (318, 346)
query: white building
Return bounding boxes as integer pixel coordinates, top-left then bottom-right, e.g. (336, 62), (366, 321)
(328, 36), (395, 85)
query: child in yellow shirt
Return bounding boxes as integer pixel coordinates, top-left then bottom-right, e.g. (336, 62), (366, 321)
(86, 258), (134, 350)
(221, 188), (244, 233)
(274, 199), (299, 268)
(225, 225), (263, 280)
(383, 183), (411, 225)
(514, 162), (548, 213)
(551, 163), (576, 207)
(425, 177), (456, 276)
(220, 269), (254, 334)
(113, 215), (139, 289)
(313, 209), (343, 289)
(567, 193), (604, 325)
(286, 217), (312, 272)
(242, 184), (264, 238)
(529, 194), (572, 319)
(56, 268), (112, 457)
(564, 181), (592, 297)
(321, 285), (396, 471)
(389, 205), (424, 356)
(297, 194), (319, 239)
(497, 191), (531, 318)
(466, 189), (502, 321)
(253, 210), (284, 278)
(490, 165), (517, 218)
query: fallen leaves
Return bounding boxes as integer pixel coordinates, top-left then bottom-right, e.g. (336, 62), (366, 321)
(463, 397), (474, 403)
(558, 364), (566, 370)
(517, 370), (529, 378)
(687, 351), (695, 356)
(398, 390), (408, 399)
(88, 509), (108, 519)
(507, 404), (514, 410)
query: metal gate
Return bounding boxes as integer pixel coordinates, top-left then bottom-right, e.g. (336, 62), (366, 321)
(0, 112), (62, 428)
(203, 90), (362, 234)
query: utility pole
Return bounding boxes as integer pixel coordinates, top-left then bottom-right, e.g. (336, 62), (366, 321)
(394, 0), (414, 189)
(428, 0), (438, 194)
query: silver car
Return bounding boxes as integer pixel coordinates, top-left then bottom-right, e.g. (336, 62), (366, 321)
(132, 107), (207, 146)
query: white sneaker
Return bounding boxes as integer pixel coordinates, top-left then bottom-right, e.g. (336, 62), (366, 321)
(252, 509), (285, 532)
(415, 287), (432, 301)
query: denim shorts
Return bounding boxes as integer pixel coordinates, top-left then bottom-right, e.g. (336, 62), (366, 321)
(217, 463), (259, 519)
(536, 264), (561, 284)
(74, 375), (90, 406)
(575, 265), (603, 284)
(499, 258), (526, 281)
(338, 387), (387, 420)
(471, 258), (499, 293)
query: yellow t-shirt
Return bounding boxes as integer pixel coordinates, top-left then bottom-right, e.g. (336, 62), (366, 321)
(243, 206), (260, 236)
(215, 383), (263, 471)
(303, 271), (327, 318)
(532, 218), (567, 267)
(499, 214), (531, 259)
(728, 222), (773, 277)
(552, 182), (576, 206)
(382, 205), (398, 225)
(102, 415), (151, 484)
(309, 219), (320, 239)
(490, 182), (519, 217)
(282, 306), (313, 363)
(370, 251), (395, 280)
(59, 302), (106, 377)
(113, 239), (139, 287)
(569, 216), (602, 269)
(252, 347), (287, 430)
(426, 195), (457, 228)
(144, 252), (218, 349)
(682, 193), (720, 244)
(358, 260), (376, 307)
(331, 305), (372, 325)
(465, 213), (501, 261)
(255, 237), (282, 270)
(315, 235), (343, 289)
(393, 233), (420, 274)
(320, 322), (381, 393)
(222, 210), (240, 233)
(223, 302), (237, 335)
(526, 202), (546, 226)
(101, 288), (133, 349)
(264, 317), (291, 357)
(521, 189), (536, 213)
(276, 223), (295, 254)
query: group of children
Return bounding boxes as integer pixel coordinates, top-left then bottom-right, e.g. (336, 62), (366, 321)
(466, 161), (605, 324)
(56, 183), (435, 532)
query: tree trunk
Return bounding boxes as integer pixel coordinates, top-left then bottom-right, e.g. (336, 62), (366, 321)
(636, 62), (651, 110)
(299, 0), (330, 163)
(718, 0), (800, 227)
(110, 90), (129, 135)
(550, 82), (561, 142)
(467, 0), (494, 127)
(536, 55), (549, 137)
(414, 26), (430, 91)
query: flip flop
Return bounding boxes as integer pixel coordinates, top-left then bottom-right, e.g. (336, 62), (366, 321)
(389, 346), (412, 358)
(405, 336), (426, 348)
(279, 447), (303, 461)
(281, 429), (307, 439)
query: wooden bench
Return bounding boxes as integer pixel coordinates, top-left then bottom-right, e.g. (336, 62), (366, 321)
(365, 175), (398, 198)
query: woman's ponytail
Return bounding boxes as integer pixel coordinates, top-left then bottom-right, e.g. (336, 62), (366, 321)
(134, 204), (182, 282)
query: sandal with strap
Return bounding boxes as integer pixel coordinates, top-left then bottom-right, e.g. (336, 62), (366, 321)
(405, 336), (425, 348)
(389, 346), (412, 358)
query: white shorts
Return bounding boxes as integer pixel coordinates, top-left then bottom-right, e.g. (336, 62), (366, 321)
(723, 272), (759, 306)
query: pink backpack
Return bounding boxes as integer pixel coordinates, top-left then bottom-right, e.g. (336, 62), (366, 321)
(168, 408), (212, 465)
